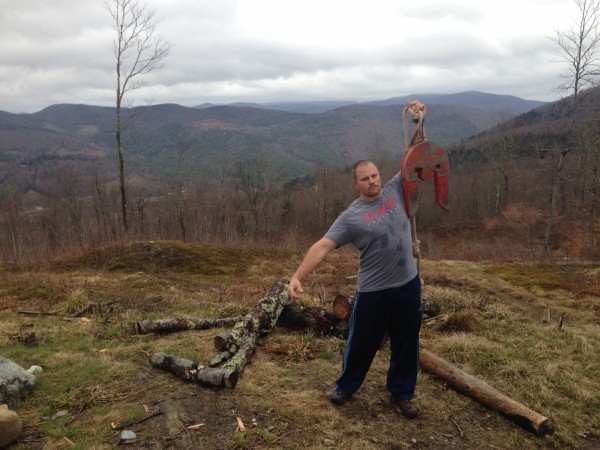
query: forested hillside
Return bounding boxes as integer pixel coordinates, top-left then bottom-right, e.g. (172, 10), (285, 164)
(0, 95), (515, 183)
(0, 89), (598, 264)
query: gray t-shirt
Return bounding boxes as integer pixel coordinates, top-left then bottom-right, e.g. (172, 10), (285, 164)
(325, 173), (417, 292)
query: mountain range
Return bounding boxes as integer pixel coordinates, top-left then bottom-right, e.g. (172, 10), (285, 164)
(0, 91), (549, 187)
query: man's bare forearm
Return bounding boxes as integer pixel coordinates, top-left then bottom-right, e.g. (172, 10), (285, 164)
(289, 237), (337, 298)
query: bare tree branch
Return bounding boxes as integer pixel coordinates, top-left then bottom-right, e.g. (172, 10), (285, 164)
(552, 0), (600, 105)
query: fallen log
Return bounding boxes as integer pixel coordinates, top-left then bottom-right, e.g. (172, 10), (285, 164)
(277, 303), (348, 338)
(149, 352), (238, 389)
(419, 349), (555, 437)
(331, 294), (441, 321)
(135, 316), (242, 334)
(135, 305), (347, 338)
(332, 294), (441, 348)
(150, 279), (290, 386)
(135, 290), (352, 339)
(210, 279), (290, 372)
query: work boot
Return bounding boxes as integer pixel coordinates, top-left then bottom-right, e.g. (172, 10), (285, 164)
(329, 390), (351, 406)
(391, 396), (418, 418)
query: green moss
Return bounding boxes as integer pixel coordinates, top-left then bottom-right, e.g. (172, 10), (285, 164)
(58, 240), (260, 280)
(482, 262), (599, 294)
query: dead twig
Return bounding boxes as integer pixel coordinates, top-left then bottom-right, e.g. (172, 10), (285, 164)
(69, 301), (115, 318)
(557, 312), (565, 331)
(114, 411), (163, 430)
(450, 417), (464, 437)
(17, 310), (61, 316)
(94, 304), (115, 339)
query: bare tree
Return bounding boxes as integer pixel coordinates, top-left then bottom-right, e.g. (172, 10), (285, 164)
(575, 118), (600, 257)
(0, 177), (24, 262)
(552, 0), (600, 105)
(105, 0), (171, 231)
(170, 129), (194, 241)
(235, 158), (284, 239)
(483, 131), (516, 215)
(542, 146), (571, 258)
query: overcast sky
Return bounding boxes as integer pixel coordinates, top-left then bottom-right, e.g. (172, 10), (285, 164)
(0, 0), (579, 113)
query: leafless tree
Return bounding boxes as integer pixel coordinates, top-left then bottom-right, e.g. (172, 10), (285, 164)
(105, 0), (171, 231)
(542, 146), (571, 258)
(234, 158), (285, 239)
(169, 130), (194, 241)
(483, 131), (516, 215)
(552, 0), (600, 106)
(575, 118), (600, 257)
(0, 177), (24, 262)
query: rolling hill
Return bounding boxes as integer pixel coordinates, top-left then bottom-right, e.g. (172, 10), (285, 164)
(0, 91), (546, 187)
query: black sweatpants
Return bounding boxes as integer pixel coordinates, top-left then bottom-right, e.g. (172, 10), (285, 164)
(335, 274), (422, 400)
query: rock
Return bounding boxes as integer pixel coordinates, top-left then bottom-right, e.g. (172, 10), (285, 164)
(0, 357), (37, 409)
(27, 365), (43, 375)
(120, 430), (137, 443)
(0, 404), (23, 448)
(51, 409), (69, 420)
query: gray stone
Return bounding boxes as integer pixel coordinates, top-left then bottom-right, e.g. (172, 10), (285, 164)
(0, 357), (37, 409)
(51, 409), (69, 420)
(0, 404), (23, 448)
(27, 365), (43, 375)
(120, 430), (137, 443)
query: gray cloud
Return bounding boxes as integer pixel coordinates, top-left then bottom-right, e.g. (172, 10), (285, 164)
(0, 0), (578, 113)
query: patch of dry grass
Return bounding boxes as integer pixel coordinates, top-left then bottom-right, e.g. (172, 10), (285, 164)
(1, 241), (599, 449)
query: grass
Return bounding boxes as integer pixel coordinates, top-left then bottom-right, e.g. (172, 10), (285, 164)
(0, 241), (598, 449)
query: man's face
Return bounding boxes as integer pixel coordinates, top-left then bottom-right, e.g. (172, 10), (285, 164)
(353, 163), (382, 201)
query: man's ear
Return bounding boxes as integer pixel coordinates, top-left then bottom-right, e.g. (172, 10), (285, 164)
(352, 179), (358, 189)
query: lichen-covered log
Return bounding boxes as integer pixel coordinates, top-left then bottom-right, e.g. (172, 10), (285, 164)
(213, 279), (290, 372)
(149, 352), (238, 388)
(277, 303), (348, 338)
(420, 349), (555, 436)
(134, 317), (242, 334)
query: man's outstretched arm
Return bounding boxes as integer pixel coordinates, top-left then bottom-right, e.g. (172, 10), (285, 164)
(289, 237), (337, 299)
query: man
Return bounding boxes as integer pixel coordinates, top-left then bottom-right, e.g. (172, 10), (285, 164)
(288, 160), (422, 418)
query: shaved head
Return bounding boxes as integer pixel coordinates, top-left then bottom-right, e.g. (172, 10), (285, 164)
(352, 160), (376, 180)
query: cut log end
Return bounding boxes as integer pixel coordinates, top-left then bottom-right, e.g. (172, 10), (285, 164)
(214, 332), (232, 351)
(332, 294), (351, 320)
(506, 413), (555, 437)
(537, 418), (556, 437)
